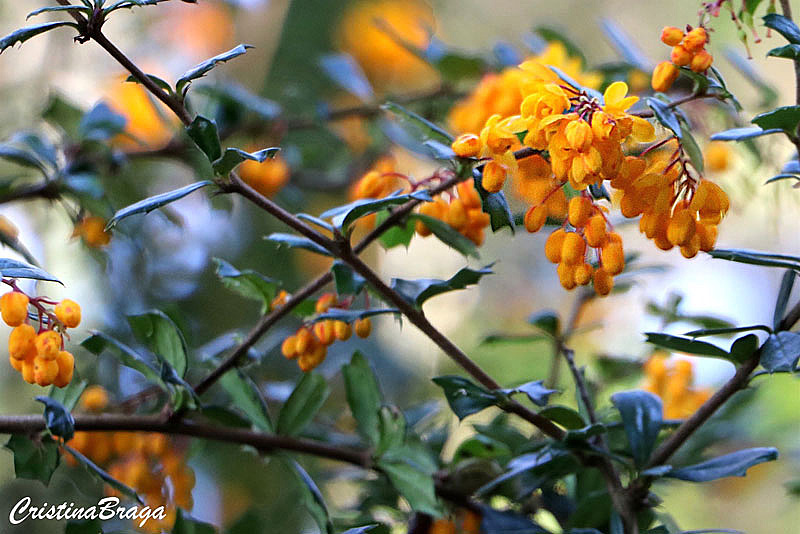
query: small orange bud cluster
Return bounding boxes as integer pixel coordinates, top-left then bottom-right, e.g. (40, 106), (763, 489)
(66, 387), (194, 533)
(536, 195), (624, 297)
(3, 289), (78, 388)
(641, 352), (712, 419)
(653, 25), (713, 92)
(238, 153), (290, 199)
(416, 180), (490, 246)
(349, 156), (408, 230)
(73, 216), (112, 248)
(281, 293), (370, 372)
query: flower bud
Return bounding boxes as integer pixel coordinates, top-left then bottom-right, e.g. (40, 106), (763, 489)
(660, 26), (685, 46)
(666, 209), (697, 246)
(481, 161), (506, 193)
(55, 299), (81, 328)
(601, 241), (625, 275)
(354, 317), (372, 338)
(561, 232), (586, 265)
(34, 330), (61, 361)
(545, 229), (566, 263)
(524, 204), (548, 233)
(683, 27), (708, 52)
(584, 214), (608, 247)
(593, 267), (614, 296)
(567, 196), (593, 228)
(9, 324), (36, 361)
(1, 291), (29, 327)
(651, 61), (680, 92)
(670, 45), (692, 66)
(451, 133), (481, 158)
(689, 49), (713, 72)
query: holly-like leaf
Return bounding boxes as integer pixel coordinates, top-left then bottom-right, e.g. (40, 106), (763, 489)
(0, 22), (78, 54)
(538, 405), (587, 430)
(213, 257), (279, 313)
(277, 372), (330, 436)
(176, 44), (254, 96)
(476, 448), (568, 496)
(320, 190), (432, 232)
(128, 310), (188, 377)
(751, 105), (800, 134)
(611, 390), (663, 468)
(265, 233), (332, 257)
(409, 213), (479, 258)
(0, 257), (61, 283)
(644, 332), (731, 360)
(473, 168), (516, 232)
(763, 13), (800, 45)
(219, 368), (273, 433)
(107, 180), (214, 229)
(710, 126), (783, 141)
(312, 307), (400, 323)
(213, 147), (280, 177)
(79, 101), (127, 141)
(665, 447), (778, 482)
(186, 116), (222, 162)
(81, 332), (165, 388)
(35, 396), (75, 441)
(391, 265), (493, 308)
(331, 261), (367, 297)
(760, 331), (800, 372)
(343, 352), (382, 446)
(767, 43), (800, 59)
(503, 380), (558, 407)
(5, 435), (60, 485)
(375, 209), (415, 249)
(432, 376), (505, 419)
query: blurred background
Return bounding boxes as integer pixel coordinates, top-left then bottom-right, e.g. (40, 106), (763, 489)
(0, 0), (797, 532)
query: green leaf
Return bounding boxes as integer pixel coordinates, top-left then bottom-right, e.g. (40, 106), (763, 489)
(684, 325), (772, 338)
(320, 190), (432, 232)
(219, 368), (273, 433)
(375, 209), (415, 249)
(538, 405), (586, 430)
(332, 261), (367, 297)
(376, 405), (406, 456)
(774, 269), (795, 330)
(319, 53), (374, 101)
(377, 457), (440, 516)
(313, 307), (400, 323)
(680, 124), (704, 173)
(0, 22), (78, 54)
(194, 83), (282, 121)
(27, 5), (91, 19)
(186, 116), (222, 162)
(0, 144), (48, 174)
(103, 0), (170, 14)
(476, 448), (568, 496)
(277, 372), (330, 436)
(729, 333), (761, 363)
(48, 378), (88, 412)
(709, 248), (800, 271)
(172, 509), (217, 534)
(409, 213), (478, 258)
(710, 126), (783, 141)
(35, 396), (74, 441)
(644, 332), (730, 360)
(390, 264), (493, 308)
(433, 52), (486, 83)
(176, 44), (254, 96)
(473, 168), (516, 232)
(766, 43), (800, 59)
(432, 376), (504, 420)
(212, 146), (280, 177)
(611, 390), (663, 468)
(481, 333), (547, 345)
(528, 309), (561, 336)
(665, 447), (778, 482)
(763, 13), (800, 45)
(125, 73), (173, 93)
(79, 101), (127, 141)
(646, 98), (682, 139)
(0, 257), (61, 283)
(751, 105), (800, 134)
(63, 444), (143, 504)
(265, 233), (332, 257)
(343, 352), (382, 446)
(128, 310), (188, 377)
(502, 380), (558, 407)
(213, 257), (279, 313)
(81, 332), (165, 388)
(107, 180), (214, 229)
(286, 458), (333, 534)
(760, 331), (800, 372)
(5, 435), (60, 485)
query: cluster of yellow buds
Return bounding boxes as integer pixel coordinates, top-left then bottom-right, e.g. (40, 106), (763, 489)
(349, 156), (407, 229)
(281, 293), (371, 372)
(238, 154), (290, 199)
(65, 387), (195, 534)
(415, 179), (490, 246)
(73, 216), (112, 248)
(448, 42), (601, 136)
(652, 26), (713, 92)
(3, 288), (77, 387)
(614, 142), (727, 258)
(641, 352), (712, 419)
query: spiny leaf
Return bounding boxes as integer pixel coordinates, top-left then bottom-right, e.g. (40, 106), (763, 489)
(391, 264), (493, 307)
(107, 181), (214, 229)
(0, 22), (78, 54)
(186, 116), (222, 162)
(176, 44), (254, 96)
(0, 258), (61, 283)
(665, 447), (778, 482)
(265, 233), (332, 256)
(409, 213), (479, 258)
(213, 147), (279, 177)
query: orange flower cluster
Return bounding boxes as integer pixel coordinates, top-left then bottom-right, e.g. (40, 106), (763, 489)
(614, 143), (727, 258)
(449, 42), (601, 135)
(642, 352), (711, 419)
(349, 156), (407, 229)
(415, 180), (490, 246)
(66, 387), (195, 534)
(281, 293), (371, 372)
(652, 26), (713, 92)
(3, 289), (77, 387)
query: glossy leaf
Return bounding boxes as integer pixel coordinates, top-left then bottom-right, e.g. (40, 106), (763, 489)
(503, 380), (558, 407)
(528, 310), (560, 336)
(343, 352), (382, 446)
(710, 126), (783, 141)
(684, 325), (772, 337)
(473, 168), (516, 232)
(432, 376), (504, 419)
(265, 233), (332, 257)
(751, 105), (800, 134)
(476, 448), (567, 496)
(665, 447), (778, 482)
(611, 390), (663, 467)
(128, 310), (188, 377)
(646, 98), (682, 138)
(277, 372), (330, 436)
(390, 264), (493, 308)
(5, 435), (60, 485)
(81, 332), (164, 388)
(213, 147), (279, 177)
(766, 43), (800, 59)
(331, 261), (366, 298)
(0, 22), (77, 54)
(728, 333), (761, 363)
(320, 190), (432, 232)
(219, 368), (273, 433)
(176, 44), (254, 96)
(65, 444), (143, 503)
(382, 101), (453, 145)
(680, 124), (704, 173)
(760, 331), (800, 372)
(48, 378), (88, 412)
(107, 180), (214, 229)
(0, 257), (61, 283)
(313, 307), (400, 323)
(709, 248), (800, 271)
(538, 405), (586, 430)
(773, 269), (796, 330)
(763, 13), (800, 44)
(213, 257), (279, 313)
(375, 209), (415, 249)
(186, 116), (222, 162)
(125, 72), (173, 93)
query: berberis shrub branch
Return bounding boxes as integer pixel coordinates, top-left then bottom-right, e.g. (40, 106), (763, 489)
(0, 0), (796, 533)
